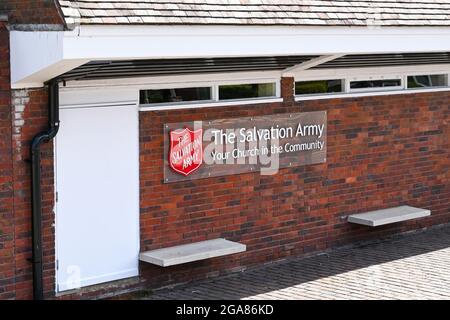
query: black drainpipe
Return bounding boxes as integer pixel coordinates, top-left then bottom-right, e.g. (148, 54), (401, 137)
(31, 79), (60, 300)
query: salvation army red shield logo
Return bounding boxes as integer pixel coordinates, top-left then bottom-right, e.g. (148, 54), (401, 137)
(169, 127), (203, 176)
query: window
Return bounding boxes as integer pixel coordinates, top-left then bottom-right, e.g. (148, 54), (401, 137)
(139, 80), (280, 109)
(140, 87), (212, 105)
(295, 70), (450, 101)
(295, 79), (343, 95)
(407, 74), (448, 89)
(350, 79), (402, 90)
(218, 83), (276, 100)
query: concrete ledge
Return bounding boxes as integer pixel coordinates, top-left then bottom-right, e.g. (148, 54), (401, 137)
(139, 238), (246, 267)
(348, 205), (430, 227)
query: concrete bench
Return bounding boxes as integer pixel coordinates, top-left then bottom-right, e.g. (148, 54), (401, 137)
(139, 238), (246, 267)
(348, 205), (430, 227)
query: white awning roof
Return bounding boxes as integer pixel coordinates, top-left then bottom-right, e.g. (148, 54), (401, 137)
(11, 24), (450, 88)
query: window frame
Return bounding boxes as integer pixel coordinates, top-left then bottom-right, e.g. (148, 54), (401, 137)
(406, 73), (449, 90)
(348, 77), (403, 93)
(139, 86), (214, 107)
(217, 81), (278, 102)
(294, 68), (450, 101)
(139, 78), (281, 110)
(294, 79), (345, 97)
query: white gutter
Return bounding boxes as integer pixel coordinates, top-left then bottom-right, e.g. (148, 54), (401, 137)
(11, 24), (450, 88)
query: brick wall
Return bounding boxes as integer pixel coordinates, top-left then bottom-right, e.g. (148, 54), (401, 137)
(0, 0), (63, 297)
(138, 79), (450, 289)
(10, 88), (55, 299)
(0, 20), (14, 300)
(0, 0), (63, 26)
(1, 75), (450, 299)
(1, 84), (54, 299)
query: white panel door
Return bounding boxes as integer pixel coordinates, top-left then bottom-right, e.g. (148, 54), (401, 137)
(55, 104), (139, 292)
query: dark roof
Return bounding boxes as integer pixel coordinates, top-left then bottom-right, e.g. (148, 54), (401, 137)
(58, 0), (450, 28)
(58, 52), (450, 82)
(58, 55), (317, 81)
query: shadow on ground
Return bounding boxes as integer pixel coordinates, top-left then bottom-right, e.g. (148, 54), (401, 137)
(130, 225), (450, 300)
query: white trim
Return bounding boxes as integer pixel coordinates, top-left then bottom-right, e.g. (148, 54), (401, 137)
(348, 78), (403, 93)
(60, 101), (137, 110)
(59, 86), (139, 108)
(295, 86), (450, 101)
(12, 24), (450, 87)
(53, 138), (59, 293)
(401, 70), (450, 77)
(57, 268), (138, 293)
(212, 85), (219, 101)
(215, 78), (278, 86)
(292, 64), (450, 80)
(11, 82), (49, 89)
(347, 75), (404, 82)
(275, 80), (281, 97)
(139, 97), (283, 112)
(344, 78), (350, 93)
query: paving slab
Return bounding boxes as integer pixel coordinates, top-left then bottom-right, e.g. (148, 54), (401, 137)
(145, 225), (450, 300)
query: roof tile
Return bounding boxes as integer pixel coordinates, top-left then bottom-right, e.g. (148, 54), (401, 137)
(57, 0), (450, 27)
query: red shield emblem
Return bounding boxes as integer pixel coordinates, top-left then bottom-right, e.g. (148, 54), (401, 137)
(169, 127), (203, 176)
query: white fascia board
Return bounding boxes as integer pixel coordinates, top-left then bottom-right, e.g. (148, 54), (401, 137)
(11, 24), (450, 88)
(64, 25), (450, 60)
(11, 59), (90, 89)
(10, 30), (88, 88)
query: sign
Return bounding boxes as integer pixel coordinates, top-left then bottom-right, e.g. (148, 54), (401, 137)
(169, 127), (203, 176)
(164, 111), (326, 183)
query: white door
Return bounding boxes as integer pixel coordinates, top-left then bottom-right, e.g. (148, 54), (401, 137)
(55, 104), (140, 292)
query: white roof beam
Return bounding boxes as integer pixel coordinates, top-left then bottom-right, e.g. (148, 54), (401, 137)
(282, 54), (345, 76)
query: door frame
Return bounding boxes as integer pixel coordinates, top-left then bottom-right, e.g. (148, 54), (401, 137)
(54, 91), (140, 293)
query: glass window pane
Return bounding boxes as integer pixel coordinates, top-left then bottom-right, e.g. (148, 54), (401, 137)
(140, 87), (212, 104)
(295, 80), (343, 95)
(219, 83), (276, 100)
(350, 79), (401, 89)
(407, 74), (448, 89)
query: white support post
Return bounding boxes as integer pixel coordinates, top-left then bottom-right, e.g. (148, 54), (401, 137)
(282, 54), (345, 77)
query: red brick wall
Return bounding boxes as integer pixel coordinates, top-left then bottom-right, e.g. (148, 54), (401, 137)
(1, 85), (54, 299)
(0, 0), (63, 26)
(138, 79), (450, 289)
(0, 20), (15, 300)
(0, 0), (63, 299)
(10, 88), (55, 299)
(2, 75), (450, 299)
